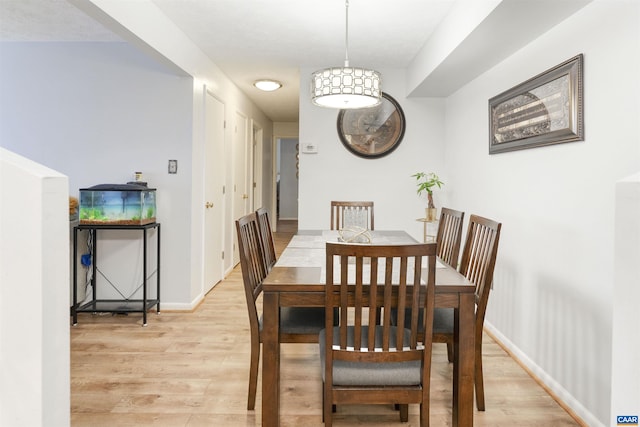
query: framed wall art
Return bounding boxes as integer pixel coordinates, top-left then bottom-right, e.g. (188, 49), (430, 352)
(489, 54), (584, 154)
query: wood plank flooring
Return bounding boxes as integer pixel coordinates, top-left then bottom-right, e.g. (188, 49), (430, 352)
(71, 220), (582, 426)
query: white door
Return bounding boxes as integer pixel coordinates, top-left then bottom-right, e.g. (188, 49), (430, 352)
(204, 92), (225, 293)
(232, 112), (249, 264)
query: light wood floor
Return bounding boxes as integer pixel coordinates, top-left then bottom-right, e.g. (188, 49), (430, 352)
(71, 220), (582, 426)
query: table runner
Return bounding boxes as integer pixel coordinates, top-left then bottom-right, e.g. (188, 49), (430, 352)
(275, 231), (447, 283)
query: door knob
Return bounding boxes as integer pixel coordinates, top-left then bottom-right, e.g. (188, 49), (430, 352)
(205, 202), (214, 209)
(242, 194), (249, 200)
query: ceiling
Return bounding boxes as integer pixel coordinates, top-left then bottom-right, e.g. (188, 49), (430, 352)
(0, 0), (457, 122)
(1, 1), (592, 122)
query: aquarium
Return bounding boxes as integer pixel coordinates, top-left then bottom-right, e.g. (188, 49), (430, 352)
(79, 184), (156, 226)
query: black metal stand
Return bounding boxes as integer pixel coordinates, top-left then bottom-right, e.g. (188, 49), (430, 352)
(72, 222), (161, 326)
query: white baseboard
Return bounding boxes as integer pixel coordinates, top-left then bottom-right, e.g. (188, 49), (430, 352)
(159, 302), (196, 311)
(159, 293), (204, 312)
(484, 322), (604, 427)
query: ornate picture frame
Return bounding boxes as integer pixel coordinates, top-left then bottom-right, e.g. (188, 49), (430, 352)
(489, 54), (584, 154)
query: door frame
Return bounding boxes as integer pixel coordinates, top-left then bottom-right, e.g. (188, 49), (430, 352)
(271, 127), (299, 231)
(252, 122), (263, 211)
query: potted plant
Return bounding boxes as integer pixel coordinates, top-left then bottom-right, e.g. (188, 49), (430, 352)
(412, 172), (444, 221)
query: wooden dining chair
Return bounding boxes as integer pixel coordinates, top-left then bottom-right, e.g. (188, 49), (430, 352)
(435, 207), (465, 268)
(320, 241), (437, 426)
(330, 201), (374, 230)
(255, 207), (277, 275)
(433, 214), (501, 411)
(390, 207), (464, 335)
(235, 213), (326, 410)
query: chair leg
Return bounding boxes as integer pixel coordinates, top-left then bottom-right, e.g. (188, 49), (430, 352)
(446, 341), (454, 363)
(399, 404), (409, 422)
(323, 384), (333, 426)
(420, 402), (430, 427)
(247, 339), (260, 410)
(321, 385), (324, 422)
(475, 342), (486, 411)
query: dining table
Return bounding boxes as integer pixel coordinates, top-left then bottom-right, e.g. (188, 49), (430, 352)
(261, 229), (476, 427)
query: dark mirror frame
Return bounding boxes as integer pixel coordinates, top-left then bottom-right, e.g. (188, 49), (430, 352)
(337, 92), (406, 159)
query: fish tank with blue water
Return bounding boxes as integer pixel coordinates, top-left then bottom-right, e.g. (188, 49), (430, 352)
(79, 184), (156, 226)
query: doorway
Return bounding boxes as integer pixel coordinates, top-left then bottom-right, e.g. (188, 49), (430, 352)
(276, 137), (299, 221)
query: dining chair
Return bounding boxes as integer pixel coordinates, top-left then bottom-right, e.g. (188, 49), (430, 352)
(235, 213), (327, 410)
(433, 214), (501, 411)
(320, 241), (437, 426)
(330, 201), (374, 230)
(435, 207), (465, 268)
(390, 207), (464, 336)
(255, 207), (277, 275)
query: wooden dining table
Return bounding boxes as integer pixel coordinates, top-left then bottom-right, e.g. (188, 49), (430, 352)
(261, 230), (476, 427)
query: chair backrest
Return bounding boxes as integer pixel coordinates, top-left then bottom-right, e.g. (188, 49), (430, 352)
(330, 201), (374, 230)
(325, 242), (436, 365)
(255, 207), (277, 274)
(235, 212), (266, 333)
(459, 214), (501, 330)
(436, 207), (465, 268)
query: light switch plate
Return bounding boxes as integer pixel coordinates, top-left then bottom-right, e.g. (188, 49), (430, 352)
(168, 159), (178, 174)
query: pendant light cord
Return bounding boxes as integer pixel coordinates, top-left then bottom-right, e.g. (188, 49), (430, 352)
(344, 0), (350, 67)
(310, 0), (381, 108)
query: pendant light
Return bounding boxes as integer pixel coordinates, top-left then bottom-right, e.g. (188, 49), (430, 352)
(310, 0), (382, 109)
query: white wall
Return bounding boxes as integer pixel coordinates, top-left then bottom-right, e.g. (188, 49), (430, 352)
(299, 68), (448, 236)
(611, 172), (640, 426)
(76, 0), (275, 287)
(0, 42), (195, 306)
(444, 1), (639, 425)
(1, 1), (276, 312)
(0, 148), (70, 426)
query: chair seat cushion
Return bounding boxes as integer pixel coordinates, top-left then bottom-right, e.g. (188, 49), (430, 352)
(433, 307), (454, 335)
(319, 326), (421, 386)
(393, 307), (455, 335)
(259, 307), (326, 334)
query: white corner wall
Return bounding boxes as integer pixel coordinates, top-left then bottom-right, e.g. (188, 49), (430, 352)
(611, 172), (640, 425)
(0, 148), (70, 427)
(444, 1), (640, 425)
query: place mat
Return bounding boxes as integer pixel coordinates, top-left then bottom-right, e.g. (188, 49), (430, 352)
(275, 247), (325, 267)
(285, 235), (328, 249)
(277, 235), (448, 272)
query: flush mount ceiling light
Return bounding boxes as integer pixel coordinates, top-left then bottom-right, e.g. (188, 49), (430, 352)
(254, 80), (282, 92)
(310, 0), (382, 109)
